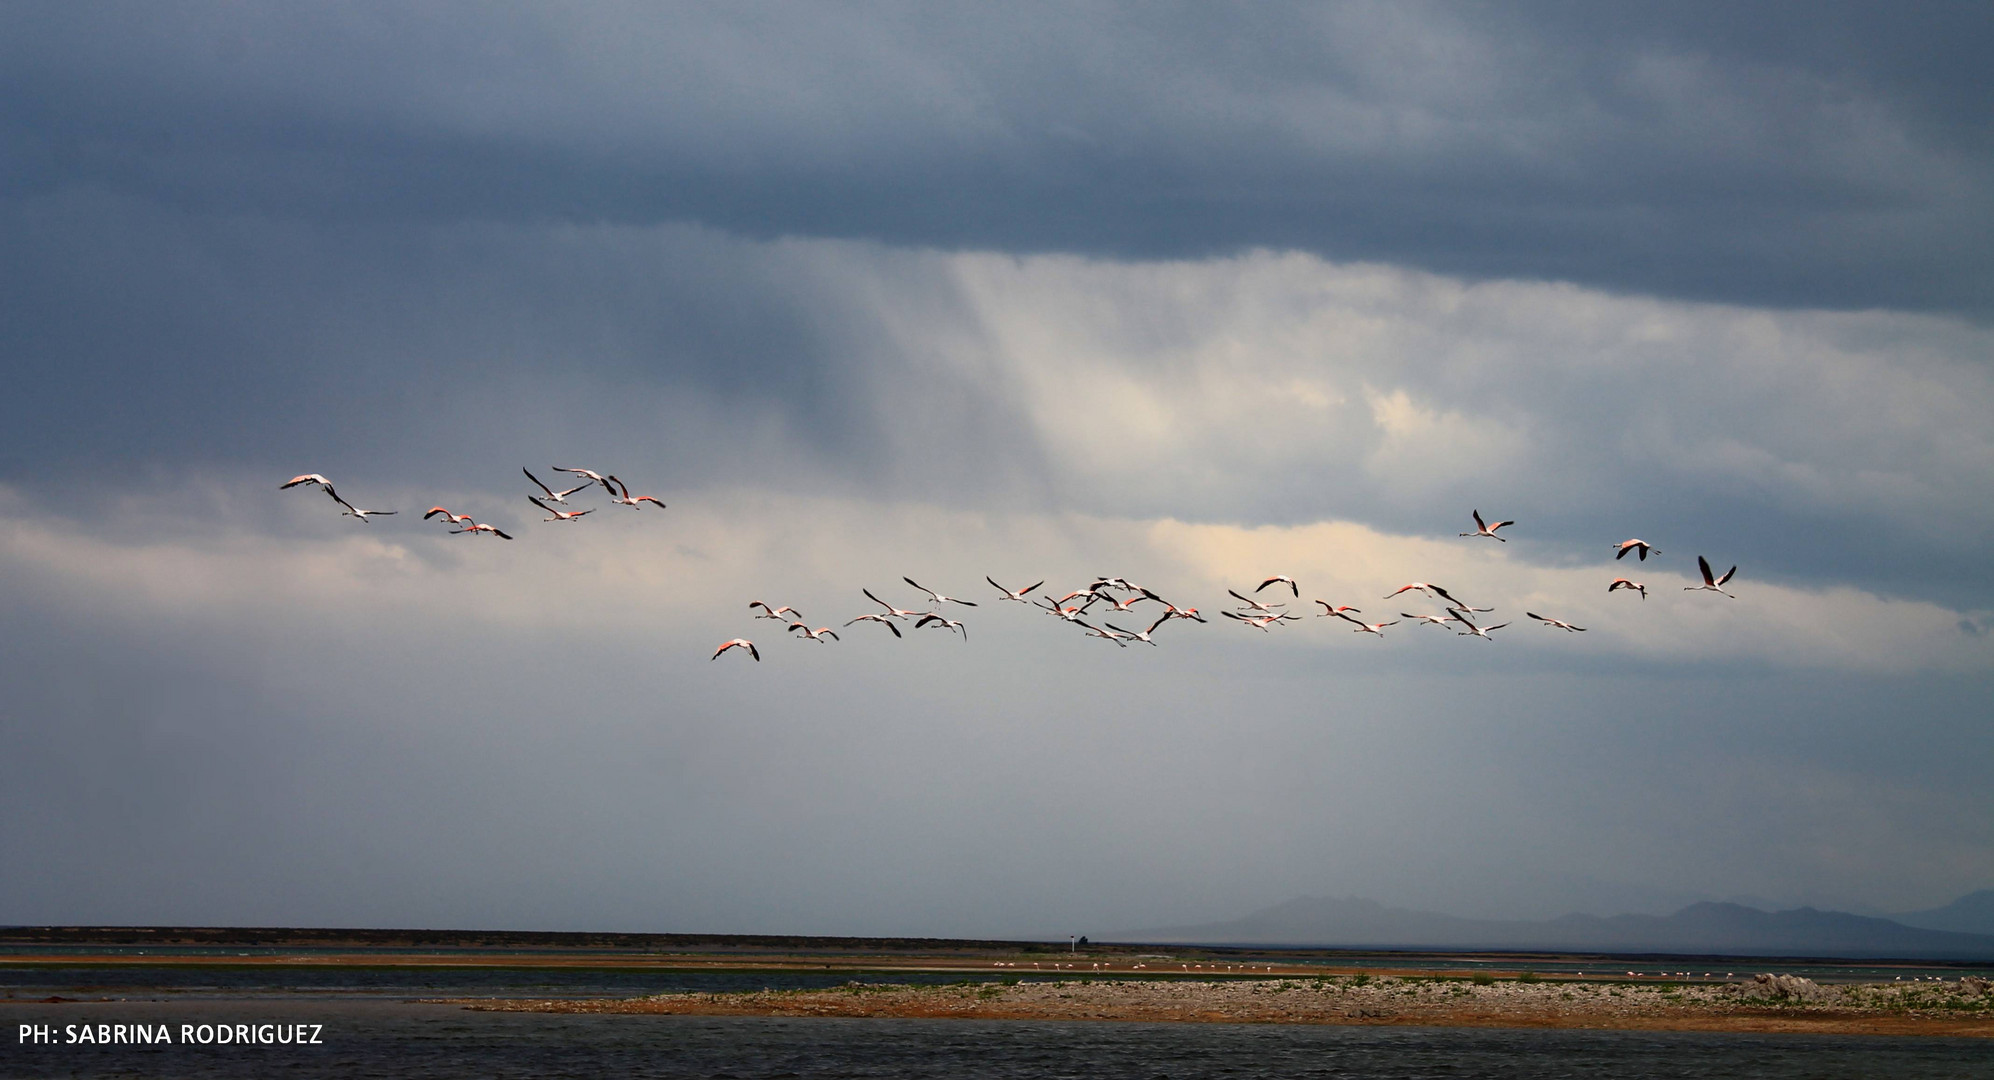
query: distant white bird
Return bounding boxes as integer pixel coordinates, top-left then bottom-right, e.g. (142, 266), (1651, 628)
(987, 576), (1045, 603)
(1608, 577), (1648, 600)
(787, 622), (840, 643)
(711, 639), (760, 661)
(1402, 612), (1455, 628)
(1314, 601), (1363, 618)
(915, 613), (968, 639)
(843, 613), (904, 638)
(606, 475), (666, 509)
(904, 577), (978, 607)
(450, 522), (513, 539)
(1612, 538), (1660, 561)
(325, 485), (395, 522)
(423, 506), (475, 527)
(552, 466), (617, 495)
(1685, 556), (1738, 598)
(863, 588), (923, 620)
(1336, 612), (1399, 637)
(1527, 612), (1587, 632)
(1460, 509), (1515, 541)
(530, 495), (592, 522)
(1255, 575), (1300, 597)
(523, 468), (592, 504)
(280, 473), (331, 490)
(750, 602), (804, 622)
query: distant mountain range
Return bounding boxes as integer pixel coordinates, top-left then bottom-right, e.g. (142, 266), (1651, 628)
(1891, 890), (1994, 936)
(1112, 892), (1994, 960)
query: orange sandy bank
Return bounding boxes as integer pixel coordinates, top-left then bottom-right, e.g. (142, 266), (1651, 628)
(444, 976), (1994, 1038)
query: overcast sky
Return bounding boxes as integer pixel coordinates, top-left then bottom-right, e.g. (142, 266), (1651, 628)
(3, 2), (1991, 937)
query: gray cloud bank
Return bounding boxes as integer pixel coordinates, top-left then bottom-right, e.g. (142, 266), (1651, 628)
(4, 2), (1992, 314)
(3, 3), (1992, 937)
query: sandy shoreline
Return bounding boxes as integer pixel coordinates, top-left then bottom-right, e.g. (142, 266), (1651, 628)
(443, 975), (1994, 1038)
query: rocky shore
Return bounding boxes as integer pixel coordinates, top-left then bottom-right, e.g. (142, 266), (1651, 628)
(447, 973), (1994, 1038)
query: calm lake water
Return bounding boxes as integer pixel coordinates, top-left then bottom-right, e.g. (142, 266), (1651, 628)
(3, 1000), (1988, 1079)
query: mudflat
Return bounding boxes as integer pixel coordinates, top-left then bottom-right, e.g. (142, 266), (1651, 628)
(448, 975), (1994, 1038)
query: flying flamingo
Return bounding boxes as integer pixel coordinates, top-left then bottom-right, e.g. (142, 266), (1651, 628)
(1090, 590), (1152, 613)
(1685, 556), (1738, 598)
(1314, 601), (1363, 617)
(1383, 582), (1466, 607)
(1143, 590), (1208, 623)
(1612, 539), (1660, 561)
(1401, 612), (1454, 628)
(1073, 620), (1130, 646)
(524, 468), (592, 504)
(1527, 612), (1587, 632)
(843, 614), (904, 638)
(863, 588), (923, 621)
(1228, 589), (1288, 614)
(280, 473), (331, 490)
(607, 476), (666, 509)
(1608, 578), (1648, 600)
(711, 639), (760, 661)
(1460, 510), (1515, 541)
(530, 496), (592, 522)
(904, 578), (978, 607)
(787, 623), (840, 643)
(1335, 613), (1399, 636)
(750, 602), (804, 621)
(423, 506), (475, 527)
(1254, 576), (1300, 597)
(324, 485), (395, 522)
(987, 577), (1045, 603)
(1223, 611), (1300, 631)
(552, 466), (617, 495)
(1452, 612), (1510, 639)
(451, 522), (513, 539)
(1037, 598), (1091, 623)
(1106, 614), (1170, 646)
(915, 613), (968, 639)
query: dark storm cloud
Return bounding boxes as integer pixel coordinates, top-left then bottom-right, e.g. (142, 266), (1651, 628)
(3, 2), (1991, 314)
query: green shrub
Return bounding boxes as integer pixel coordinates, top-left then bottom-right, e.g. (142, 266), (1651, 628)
(1471, 972), (1495, 986)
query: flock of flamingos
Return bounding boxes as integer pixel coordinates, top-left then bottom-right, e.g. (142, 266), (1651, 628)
(281, 468), (1741, 663)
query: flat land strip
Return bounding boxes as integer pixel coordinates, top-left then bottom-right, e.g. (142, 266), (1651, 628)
(448, 976), (1994, 1038)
